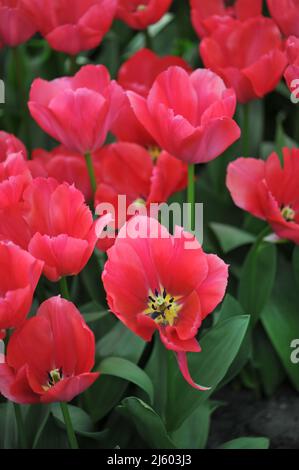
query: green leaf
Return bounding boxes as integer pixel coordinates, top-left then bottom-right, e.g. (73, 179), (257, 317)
(219, 437), (269, 449)
(99, 357), (154, 404)
(216, 295), (252, 386)
(24, 404), (50, 449)
(80, 253), (106, 305)
(261, 255), (299, 390)
(117, 398), (176, 449)
(238, 241), (277, 324)
(166, 315), (250, 431)
(51, 404), (107, 441)
(0, 402), (18, 449)
(292, 245), (299, 289)
(253, 325), (285, 396)
(171, 401), (211, 449)
(85, 322), (146, 421)
(210, 223), (255, 253)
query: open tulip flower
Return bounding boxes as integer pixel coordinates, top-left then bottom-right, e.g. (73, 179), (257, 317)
(28, 65), (125, 155)
(227, 148), (299, 244)
(94, 142), (188, 250)
(117, 0), (172, 30)
(102, 215), (228, 389)
(112, 48), (191, 147)
(0, 0), (37, 47)
(200, 16), (287, 103)
(0, 296), (99, 404)
(128, 66), (240, 164)
(22, 0), (117, 55)
(267, 0), (299, 38)
(0, 241), (43, 332)
(190, 0), (262, 38)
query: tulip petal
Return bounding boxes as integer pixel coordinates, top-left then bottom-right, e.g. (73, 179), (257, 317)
(176, 351), (211, 391)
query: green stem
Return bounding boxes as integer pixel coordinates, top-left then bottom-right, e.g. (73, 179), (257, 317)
(60, 402), (79, 449)
(68, 55), (78, 75)
(59, 277), (70, 300)
(144, 29), (153, 49)
(13, 403), (27, 449)
(13, 46), (31, 152)
(242, 103), (250, 157)
(187, 164), (195, 232)
(84, 151), (97, 194)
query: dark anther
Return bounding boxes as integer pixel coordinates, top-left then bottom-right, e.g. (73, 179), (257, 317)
(169, 297), (174, 303)
(163, 288), (167, 299)
(152, 304), (157, 310)
(155, 288), (159, 297)
(47, 372), (53, 384)
(151, 312), (160, 320)
(148, 296), (155, 302)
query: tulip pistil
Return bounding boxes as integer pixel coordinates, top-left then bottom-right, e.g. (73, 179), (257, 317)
(148, 146), (161, 161)
(145, 288), (181, 326)
(281, 205), (295, 222)
(43, 367), (63, 391)
(137, 4), (147, 12)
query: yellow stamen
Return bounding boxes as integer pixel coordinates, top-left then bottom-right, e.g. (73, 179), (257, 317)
(144, 288), (181, 326)
(281, 205), (295, 222)
(148, 146), (162, 162)
(42, 367), (63, 391)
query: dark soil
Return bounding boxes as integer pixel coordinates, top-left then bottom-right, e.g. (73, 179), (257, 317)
(208, 385), (299, 449)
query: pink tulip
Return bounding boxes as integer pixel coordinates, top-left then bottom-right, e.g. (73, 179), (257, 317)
(128, 66), (240, 164)
(28, 65), (125, 154)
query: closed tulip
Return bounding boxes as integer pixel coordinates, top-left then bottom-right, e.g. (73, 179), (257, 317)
(112, 48), (191, 147)
(200, 16), (287, 103)
(128, 66), (240, 163)
(22, 0), (117, 54)
(28, 65), (125, 154)
(0, 0), (36, 47)
(23, 178), (97, 281)
(190, 0), (262, 38)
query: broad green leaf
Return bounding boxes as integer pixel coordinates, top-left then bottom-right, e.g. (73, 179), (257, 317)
(261, 255), (299, 390)
(33, 414), (68, 449)
(292, 245), (299, 289)
(85, 322), (145, 421)
(24, 404), (50, 449)
(253, 325), (285, 397)
(51, 404), (107, 441)
(117, 398), (176, 449)
(166, 315), (250, 431)
(210, 223), (255, 253)
(216, 295), (252, 386)
(0, 402), (18, 449)
(171, 401), (211, 449)
(219, 437), (269, 449)
(238, 241), (277, 324)
(99, 357), (154, 404)
(80, 253), (106, 305)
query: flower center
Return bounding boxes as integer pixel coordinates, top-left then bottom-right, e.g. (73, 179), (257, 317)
(145, 288), (180, 326)
(42, 367), (63, 391)
(132, 197), (146, 208)
(136, 4), (147, 11)
(148, 146), (161, 161)
(281, 205), (295, 222)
